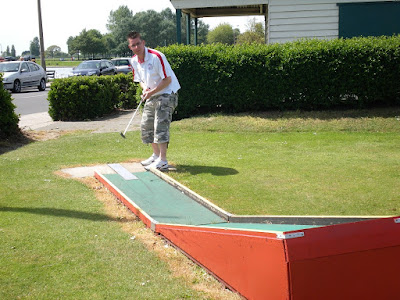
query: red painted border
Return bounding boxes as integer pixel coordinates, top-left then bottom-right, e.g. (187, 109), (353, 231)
(157, 223), (290, 300)
(95, 171), (400, 300)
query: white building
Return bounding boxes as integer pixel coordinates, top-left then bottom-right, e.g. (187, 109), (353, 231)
(170, 0), (400, 44)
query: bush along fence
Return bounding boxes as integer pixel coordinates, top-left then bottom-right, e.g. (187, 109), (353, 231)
(48, 73), (140, 121)
(48, 36), (400, 121)
(0, 74), (20, 139)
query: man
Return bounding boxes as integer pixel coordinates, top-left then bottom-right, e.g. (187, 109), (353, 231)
(127, 31), (180, 171)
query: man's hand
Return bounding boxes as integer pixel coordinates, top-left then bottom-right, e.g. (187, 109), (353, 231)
(142, 77), (172, 101)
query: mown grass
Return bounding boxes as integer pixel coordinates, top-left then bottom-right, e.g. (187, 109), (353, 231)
(38, 59), (81, 67)
(0, 133), (211, 299)
(169, 108), (400, 216)
(1, 107), (399, 299)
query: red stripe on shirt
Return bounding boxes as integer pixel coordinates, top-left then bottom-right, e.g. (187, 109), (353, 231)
(148, 49), (167, 78)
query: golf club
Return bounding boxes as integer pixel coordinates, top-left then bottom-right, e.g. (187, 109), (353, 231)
(120, 97), (144, 138)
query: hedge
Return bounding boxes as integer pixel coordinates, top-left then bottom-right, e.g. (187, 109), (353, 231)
(48, 36), (400, 121)
(0, 74), (19, 139)
(48, 73), (139, 121)
(160, 35), (400, 119)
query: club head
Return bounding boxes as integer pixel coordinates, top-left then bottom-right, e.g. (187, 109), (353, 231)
(120, 132), (126, 139)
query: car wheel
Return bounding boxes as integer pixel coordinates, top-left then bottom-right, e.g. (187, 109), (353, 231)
(38, 78), (46, 91)
(13, 80), (21, 93)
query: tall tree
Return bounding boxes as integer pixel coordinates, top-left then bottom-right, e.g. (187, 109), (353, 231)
(30, 37), (40, 56)
(207, 23), (236, 45)
(73, 29), (104, 58)
(236, 18), (265, 44)
(5, 46), (10, 56)
(11, 45), (16, 57)
(105, 6), (209, 55)
(106, 6), (135, 56)
(46, 45), (61, 58)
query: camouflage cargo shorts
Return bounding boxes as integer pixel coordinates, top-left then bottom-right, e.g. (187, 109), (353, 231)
(141, 93), (178, 144)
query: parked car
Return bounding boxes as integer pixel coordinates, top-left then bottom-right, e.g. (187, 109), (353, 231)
(111, 58), (133, 74)
(0, 61), (46, 93)
(70, 60), (116, 76)
(0, 57), (5, 62)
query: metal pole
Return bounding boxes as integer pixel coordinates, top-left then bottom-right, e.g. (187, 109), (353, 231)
(176, 9), (182, 44)
(194, 18), (198, 46)
(186, 13), (191, 45)
(37, 0), (46, 70)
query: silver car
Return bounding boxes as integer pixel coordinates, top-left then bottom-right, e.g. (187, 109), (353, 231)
(0, 61), (47, 93)
(111, 58), (133, 74)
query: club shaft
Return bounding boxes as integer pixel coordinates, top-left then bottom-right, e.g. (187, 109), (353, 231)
(122, 98), (144, 136)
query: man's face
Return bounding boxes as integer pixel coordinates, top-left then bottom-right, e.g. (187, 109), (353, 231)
(128, 37), (145, 56)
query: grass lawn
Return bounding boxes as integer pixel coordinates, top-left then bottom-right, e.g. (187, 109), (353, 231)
(168, 108), (400, 216)
(38, 59), (81, 68)
(1, 107), (399, 299)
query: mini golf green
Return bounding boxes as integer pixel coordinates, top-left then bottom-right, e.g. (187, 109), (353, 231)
(103, 172), (320, 231)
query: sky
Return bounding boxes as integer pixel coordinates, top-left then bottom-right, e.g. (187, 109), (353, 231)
(0, 0), (263, 56)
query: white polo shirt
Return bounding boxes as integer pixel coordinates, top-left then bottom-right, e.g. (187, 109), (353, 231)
(131, 47), (180, 96)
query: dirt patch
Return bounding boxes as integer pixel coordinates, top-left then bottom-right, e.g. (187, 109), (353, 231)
(23, 130), (69, 141)
(74, 175), (242, 300)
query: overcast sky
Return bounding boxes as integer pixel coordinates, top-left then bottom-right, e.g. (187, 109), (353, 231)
(0, 0), (263, 56)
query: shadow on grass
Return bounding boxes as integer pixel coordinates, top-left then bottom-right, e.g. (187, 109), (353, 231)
(0, 131), (34, 155)
(0, 206), (134, 223)
(245, 106), (400, 121)
(174, 165), (238, 176)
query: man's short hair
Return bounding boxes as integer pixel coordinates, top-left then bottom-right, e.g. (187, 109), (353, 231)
(127, 31), (141, 40)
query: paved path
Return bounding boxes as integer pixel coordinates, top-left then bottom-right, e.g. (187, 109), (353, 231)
(19, 109), (141, 133)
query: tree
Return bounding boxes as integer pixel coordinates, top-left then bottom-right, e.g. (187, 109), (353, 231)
(106, 5), (135, 56)
(107, 5), (133, 32)
(180, 16), (210, 45)
(46, 45), (61, 58)
(207, 23), (236, 45)
(105, 6), (208, 55)
(73, 29), (104, 58)
(102, 33), (116, 57)
(5, 46), (10, 56)
(11, 45), (16, 57)
(30, 37), (40, 56)
(236, 18), (265, 44)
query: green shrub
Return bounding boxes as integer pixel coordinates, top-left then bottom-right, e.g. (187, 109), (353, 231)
(0, 74), (19, 139)
(48, 74), (139, 121)
(112, 73), (139, 109)
(48, 36), (400, 121)
(161, 36), (400, 119)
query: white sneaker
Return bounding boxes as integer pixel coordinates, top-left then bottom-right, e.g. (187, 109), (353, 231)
(144, 158), (169, 171)
(141, 154), (159, 166)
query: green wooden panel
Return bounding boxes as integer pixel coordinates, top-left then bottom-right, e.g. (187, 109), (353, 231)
(104, 172), (226, 226)
(338, 2), (400, 38)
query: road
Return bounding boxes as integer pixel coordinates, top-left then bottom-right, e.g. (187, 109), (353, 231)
(12, 89), (49, 116)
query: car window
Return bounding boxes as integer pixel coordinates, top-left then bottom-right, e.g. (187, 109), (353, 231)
(28, 63), (40, 71)
(77, 61), (99, 70)
(112, 60), (129, 66)
(21, 62), (30, 72)
(101, 61), (107, 68)
(0, 62), (20, 72)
